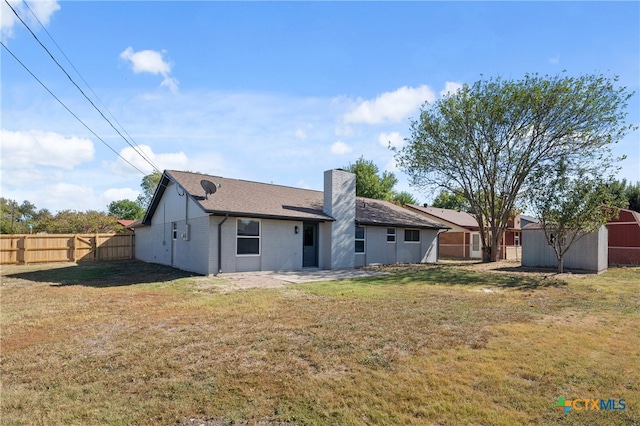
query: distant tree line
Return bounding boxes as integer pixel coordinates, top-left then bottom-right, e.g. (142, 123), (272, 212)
(0, 172), (162, 234)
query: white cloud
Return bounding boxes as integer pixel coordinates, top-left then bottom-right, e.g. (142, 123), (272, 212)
(344, 85), (435, 125)
(101, 187), (140, 205)
(549, 55), (560, 64)
(1, 0), (59, 41)
(384, 157), (399, 172)
(0, 129), (94, 170)
(440, 81), (463, 97)
(331, 141), (352, 155)
(295, 127), (308, 141)
(119, 46), (179, 93)
(378, 131), (404, 149)
(108, 144), (189, 175)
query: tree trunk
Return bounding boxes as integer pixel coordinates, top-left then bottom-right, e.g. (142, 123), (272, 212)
(482, 246), (492, 262)
(557, 256), (564, 273)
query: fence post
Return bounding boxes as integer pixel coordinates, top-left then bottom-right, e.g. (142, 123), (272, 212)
(73, 235), (78, 263)
(23, 235), (29, 265)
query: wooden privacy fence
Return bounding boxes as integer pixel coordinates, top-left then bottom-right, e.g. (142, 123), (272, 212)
(0, 234), (135, 265)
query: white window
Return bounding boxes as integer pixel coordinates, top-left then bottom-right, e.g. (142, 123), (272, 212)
(404, 229), (420, 242)
(172, 222), (178, 240)
(237, 219), (260, 255)
(387, 228), (396, 243)
(514, 232), (520, 247)
(355, 226), (365, 253)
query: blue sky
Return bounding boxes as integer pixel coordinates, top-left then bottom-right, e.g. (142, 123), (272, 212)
(2, 1), (639, 213)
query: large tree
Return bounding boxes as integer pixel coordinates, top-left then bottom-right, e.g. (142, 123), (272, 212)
(108, 199), (145, 220)
(344, 157), (398, 200)
(431, 189), (471, 212)
(606, 179), (640, 212)
(394, 73), (635, 262)
(530, 161), (624, 273)
(391, 191), (418, 206)
(1, 198), (42, 234)
(136, 171), (162, 209)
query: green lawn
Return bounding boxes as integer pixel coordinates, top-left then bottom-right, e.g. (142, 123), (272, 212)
(1, 260), (638, 425)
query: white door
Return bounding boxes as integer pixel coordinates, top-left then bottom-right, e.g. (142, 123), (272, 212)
(470, 232), (481, 258)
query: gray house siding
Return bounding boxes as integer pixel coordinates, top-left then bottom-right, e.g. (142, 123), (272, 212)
(134, 223), (170, 266)
(522, 225), (608, 273)
(135, 181), (210, 274)
(260, 218), (303, 271)
(421, 229), (440, 263)
(355, 227), (440, 266)
(208, 216), (309, 274)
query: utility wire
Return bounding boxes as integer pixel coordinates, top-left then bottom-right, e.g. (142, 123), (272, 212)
(1, 40), (148, 176)
(4, 0), (161, 174)
(20, 0), (160, 173)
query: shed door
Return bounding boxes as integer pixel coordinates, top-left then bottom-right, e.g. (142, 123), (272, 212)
(302, 223), (318, 267)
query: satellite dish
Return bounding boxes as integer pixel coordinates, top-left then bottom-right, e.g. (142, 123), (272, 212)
(200, 180), (219, 199)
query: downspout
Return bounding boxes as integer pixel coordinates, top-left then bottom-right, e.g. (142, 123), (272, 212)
(217, 213), (229, 274)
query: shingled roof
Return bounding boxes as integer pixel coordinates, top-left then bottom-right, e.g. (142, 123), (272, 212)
(142, 170), (447, 230)
(356, 198), (448, 229)
(405, 204), (479, 230)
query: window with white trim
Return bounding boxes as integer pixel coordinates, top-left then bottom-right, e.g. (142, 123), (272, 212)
(404, 229), (420, 242)
(237, 219), (260, 255)
(514, 232), (520, 247)
(355, 226), (365, 253)
(172, 222), (178, 240)
(387, 228), (396, 243)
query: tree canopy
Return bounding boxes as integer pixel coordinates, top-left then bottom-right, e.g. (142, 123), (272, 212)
(344, 157), (398, 200)
(1, 198), (51, 234)
(391, 191), (418, 206)
(606, 179), (640, 212)
(431, 189), (471, 212)
(136, 171), (162, 209)
(344, 157), (419, 205)
(108, 199), (145, 220)
(394, 72), (635, 262)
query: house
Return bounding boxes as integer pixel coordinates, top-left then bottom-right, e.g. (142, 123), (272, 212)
(607, 208), (640, 265)
(521, 223), (608, 273)
(133, 169), (448, 275)
(405, 205), (522, 260)
(520, 214), (539, 229)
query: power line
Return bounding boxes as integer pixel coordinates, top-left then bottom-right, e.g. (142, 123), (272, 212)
(1, 40), (148, 176)
(4, 0), (161, 174)
(20, 0), (159, 173)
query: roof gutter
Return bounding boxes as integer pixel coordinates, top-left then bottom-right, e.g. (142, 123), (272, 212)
(217, 213), (229, 274)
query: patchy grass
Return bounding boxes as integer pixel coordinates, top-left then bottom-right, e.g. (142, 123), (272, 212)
(1, 261), (638, 425)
